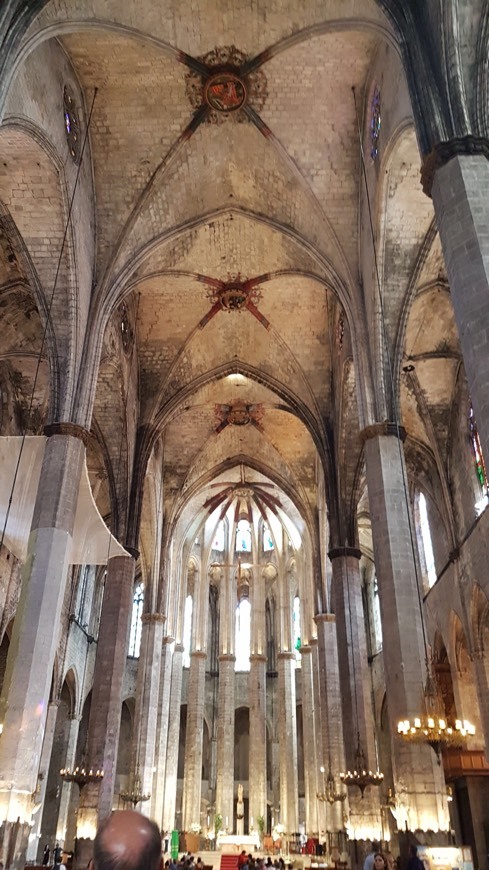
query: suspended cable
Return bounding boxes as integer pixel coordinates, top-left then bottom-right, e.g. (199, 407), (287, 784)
(0, 87), (98, 551)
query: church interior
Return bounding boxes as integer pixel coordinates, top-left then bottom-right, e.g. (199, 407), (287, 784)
(0, 1), (489, 869)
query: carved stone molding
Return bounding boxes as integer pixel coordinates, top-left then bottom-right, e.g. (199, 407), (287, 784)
(43, 421), (92, 447)
(421, 135), (489, 196)
(359, 421), (407, 443)
(328, 546), (362, 561)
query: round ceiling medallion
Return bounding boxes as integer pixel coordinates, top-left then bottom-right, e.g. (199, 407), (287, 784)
(204, 72), (247, 113)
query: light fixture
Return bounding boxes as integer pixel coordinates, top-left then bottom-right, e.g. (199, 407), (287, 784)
(60, 765), (104, 789)
(397, 665), (475, 758)
(339, 739), (384, 798)
(317, 765), (347, 805)
(119, 770), (150, 808)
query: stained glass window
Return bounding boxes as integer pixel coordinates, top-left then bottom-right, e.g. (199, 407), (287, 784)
(372, 576), (383, 650)
(235, 599), (251, 671)
(128, 582), (144, 657)
(182, 594), (193, 667)
(263, 524), (274, 551)
(370, 86), (381, 160)
(236, 518), (251, 552)
(212, 520), (225, 551)
(469, 404), (489, 514)
(63, 86), (80, 164)
(418, 493), (437, 588)
(293, 595), (301, 667)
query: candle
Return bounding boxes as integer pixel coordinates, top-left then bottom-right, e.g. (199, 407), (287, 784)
(251, 817), (254, 828)
(226, 816), (229, 828)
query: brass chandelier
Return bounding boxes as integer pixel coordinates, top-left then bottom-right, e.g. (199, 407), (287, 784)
(397, 669), (475, 758)
(317, 765), (347, 805)
(120, 770), (150, 808)
(60, 764), (104, 790)
(339, 738), (384, 798)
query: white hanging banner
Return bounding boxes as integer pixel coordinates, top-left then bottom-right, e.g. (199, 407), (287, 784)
(0, 436), (126, 564)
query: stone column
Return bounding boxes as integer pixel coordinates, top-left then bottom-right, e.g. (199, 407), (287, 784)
(249, 563), (267, 834)
(215, 568), (236, 830)
(0, 431), (85, 830)
(330, 548), (381, 838)
(162, 643), (184, 833)
(132, 612), (166, 815)
(299, 645), (319, 836)
(76, 553), (135, 852)
(248, 654), (267, 833)
(182, 650), (207, 831)
(315, 615), (347, 834)
(215, 655), (235, 829)
(430, 151), (489, 471)
(55, 714), (80, 850)
(362, 425), (448, 832)
(26, 701), (60, 862)
(152, 636), (174, 826)
(277, 651), (298, 835)
(472, 649), (489, 759)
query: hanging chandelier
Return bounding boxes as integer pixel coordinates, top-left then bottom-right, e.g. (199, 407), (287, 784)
(119, 771), (150, 807)
(60, 764), (104, 790)
(397, 669), (475, 757)
(317, 766), (347, 804)
(339, 739), (384, 798)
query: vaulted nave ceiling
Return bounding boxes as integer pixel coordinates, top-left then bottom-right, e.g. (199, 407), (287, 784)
(0, 0), (462, 580)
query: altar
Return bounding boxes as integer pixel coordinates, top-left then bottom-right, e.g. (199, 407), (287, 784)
(217, 834), (260, 853)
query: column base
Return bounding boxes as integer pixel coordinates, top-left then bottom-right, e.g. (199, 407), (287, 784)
(0, 819), (32, 870)
(74, 837), (94, 870)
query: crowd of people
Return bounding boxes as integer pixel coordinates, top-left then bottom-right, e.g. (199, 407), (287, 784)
(83, 811), (425, 870)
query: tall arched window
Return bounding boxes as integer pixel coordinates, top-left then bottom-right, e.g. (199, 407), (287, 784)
(128, 582), (144, 657)
(236, 519), (251, 552)
(235, 599), (251, 671)
(469, 403), (489, 514)
(372, 576), (383, 651)
(263, 524), (274, 551)
(293, 595), (301, 668)
(418, 492), (437, 589)
(182, 594), (193, 668)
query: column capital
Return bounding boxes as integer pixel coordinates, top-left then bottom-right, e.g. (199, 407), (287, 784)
(314, 612), (336, 625)
(173, 642), (185, 653)
(298, 645), (312, 655)
(218, 653), (236, 662)
(249, 653), (267, 663)
(360, 421), (406, 443)
(277, 651), (296, 661)
(190, 650), (207, 660)
(328, 546), (362, 561)
(421, 135), (489, 197)
(124, 546), (140, 560)
(164, 635), (175, 645)
(43, 421), (92, 447)
(141, 612), (166, 625)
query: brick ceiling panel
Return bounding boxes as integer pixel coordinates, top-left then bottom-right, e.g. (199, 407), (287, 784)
(61, 32), (194, 276)
(379, 130), (435, 351)
(0, 131), (70, 320)
(156, 308), (320, 422)
(135, 214), (324, 284)
(28, 0), (389, 61)
(112, 123), (347, 285)
(260, 30), (379, 272)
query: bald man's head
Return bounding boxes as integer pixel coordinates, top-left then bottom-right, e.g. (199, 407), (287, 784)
(93, 811), (162, 870)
